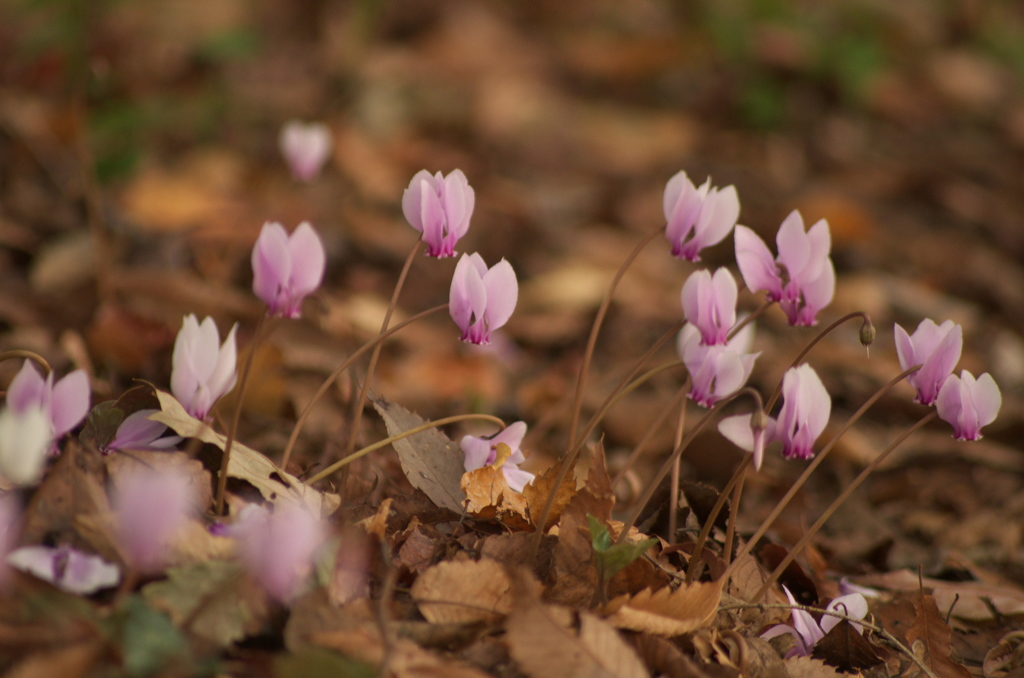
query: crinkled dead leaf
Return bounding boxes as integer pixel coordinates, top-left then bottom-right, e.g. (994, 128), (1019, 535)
(853, 570), (1024, 621)
(905, 589), (972, 678)
(142, 560), (269, 647)
(149, 389), (339, 518)
(783, 655), (844, 678)
(411, 558), (513, 624)
(357, 497), (392, 539)
(313, 625), (492, 678)
(983, 630), (1024, 678)
(505, 577), (649, 678)
(811, 619), (887, 671)
(522, 456), (577, 532)
(603, 578), (723, 636)
(461, 465), (530, 530)
(372, 397), (466, 514)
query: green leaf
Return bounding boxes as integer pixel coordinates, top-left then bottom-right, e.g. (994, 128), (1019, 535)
(588, 514), (612, 553)
(588, 515), (658, 582)
(118, 596), (189, 677)
(142, 560), (265, 647)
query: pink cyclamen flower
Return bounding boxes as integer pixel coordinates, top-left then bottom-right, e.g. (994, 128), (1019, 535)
(894, 319), (962, 406)
(6, 360), (90, 445)
(104, 410), (181, 454)
(678, 322), (759, 408)
(402, 169), (475, 258)
(7, 545), (120, 595)
(461, 421), (535, 492)
(251, 221), (327, 318)
(936, 370), (1001, 441)
(234, 504), (323, 603)
(0, 404), (54, 486)
(663, 172), (740, 262)
(762, 586), (868, 658)
(735, 211), (835, 326)
(279, 120), (332, 182)
(113, 466), (195, 572)
(681, 268), (738, 345)
(719, 363), (830, 464)
(449, 253), (518, 345)
(171, 315), (238, 420)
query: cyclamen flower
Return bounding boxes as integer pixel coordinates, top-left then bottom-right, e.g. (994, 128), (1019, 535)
(105, 410), (181, 454)
(279, 120), (332, 182)
(719, 363), (831, 464)
(681, 268), (738, 346)
(936, 370), (1001, 441)
(663, 172), (740, 261)
(449, 253), (518, 345)
(402, 169), (475, 258)
(894, 319), (962, 406)
(6, 360), (90, 445)
(113, 466), (196, 572)
(251, 221), (327, 318)
(735, 212), (835, 326)
(234, 504), (324, 603)
(677, 322), (758, 408)
(461, 421), (535, 492)
(0, 405), (53, 486)
(7, 545), (119, 595)
(171, 315), (238, 421)
(762, 587), (868, 658)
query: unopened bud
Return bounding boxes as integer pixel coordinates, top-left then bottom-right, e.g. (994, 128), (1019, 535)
(859, 317), (876, 356)
(749, 408), (768, 471)
(750, 408), (768, 434)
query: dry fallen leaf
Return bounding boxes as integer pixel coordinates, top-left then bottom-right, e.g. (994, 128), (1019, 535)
(905, 589), (972, 678)
(149, 389), (339, 518)
(505, 571), (648, 678)
(411, 559), (513, 624)
(461, 465), (531, 530)
(522, 456), (577, 532)
(603, 578), (723, 637)
(372, 396), (466, 514)
(853, 570), (1024, 620)
(783, 655), (844, 678)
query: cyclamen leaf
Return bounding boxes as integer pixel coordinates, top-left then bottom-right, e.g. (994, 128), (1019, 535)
(372, 396), (466, 514)
(588, 515), (658, 583)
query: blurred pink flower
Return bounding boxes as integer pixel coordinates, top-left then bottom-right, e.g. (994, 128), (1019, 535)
(762, 586), (867, 658)
(234, 504), (324, 603)
(0, 404), (53, 485)
(105, 410), (181, 454)
(279, 121), (332, 182)
(936, 370), (1001, 441)
(894, 318), (962, 406)
(251, 221), (326, 318)
(461, 421), (535, 492)
(113, 466), (196, 572)
(449, 253), (518, 345)
(681, 268), (738, 346)
(6, 360), (90, 445)
(663, 172), (739, 262)
(402, 169), (475, 258)
(171, 315), (237, 420)
(7, 545), (119, 595)
(735, 212), (835, 326)
(677, 322), (758, 408)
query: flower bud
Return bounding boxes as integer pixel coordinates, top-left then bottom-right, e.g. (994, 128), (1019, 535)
(859, 317), (875, 355)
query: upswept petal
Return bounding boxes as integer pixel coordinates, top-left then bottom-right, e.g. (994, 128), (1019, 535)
(777, 365), (830, 459)
(252, 222), (292, 306)
(401, 170), (439, 233)
(914, 323), (962, 405)
(49, 370), (90, 438)
(734, 226), (783, 299)
(493, 421), (528, 452)
(419, 178), (447, 251)
(799, 219), (832, 283)
(207, 324), (238, 403)
(681, 268), (737, 345)
(503, 467), (535, 492)
(823, 593), (869, 635)
(449, 255), (481, 332)
(0, 406), (52, 486)
(442, 169), (474, 240)
(663, 172), (701, 247)
(972, 372), (1002, 427)
(461, 435), (494, 471)
(792, 261), (835, 326)
(6, 361), (46, 413)
(286, 222), (327, 296)
(693, 185), (740, 249)
(481, 259), (519, 330)
(775, 211), (812, 280)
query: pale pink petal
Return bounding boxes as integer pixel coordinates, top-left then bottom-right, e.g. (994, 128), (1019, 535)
(49, 370), (90, 438)
(734, 226), (783, 299)
(6, 361), (46, 413)
(286, 222), (327, 297)
(252, 222), (292, 309)
(481, 259), (518, 331)
(401, 170), (439, 233)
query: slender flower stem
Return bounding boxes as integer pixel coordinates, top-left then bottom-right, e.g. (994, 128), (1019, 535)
(722, 468), (746, 566)
(766, 311), (872, 411)
(723, 365), (921, 582)
(616, 387), (762, 545)
(567, 227), (662, 450)
(610, 379), (690, 492)
(304, 413), (505, 485)
(667, 400), (687, 542)
(343, 239), (422, 458)
(280, 304), (448, 470)
(753, 411), (937, 601)
(686, 456), (750, 582)
(529, 319), (684, 560)
(0, 350), (51, 375)
(216, 314), (267, 515)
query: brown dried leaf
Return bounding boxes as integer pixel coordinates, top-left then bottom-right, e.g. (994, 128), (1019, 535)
(505, 572), (648, 678)
(854, 570), (1024, 620)
(313, 625), (491, 678)
(411, 559), (513, 624)
(905, 590), (972, 678)
(782, 656), (844, 678)
(983, 630), (1024, 678)
(372, 397), (466, 514)
(811, 619), (887, 672)
(604, 578), (723, 636)
(461, 465), (530, 530)
(357, 498), (392, 539)
(522, 457), (577, 532)
(150, 390), (339, 518)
